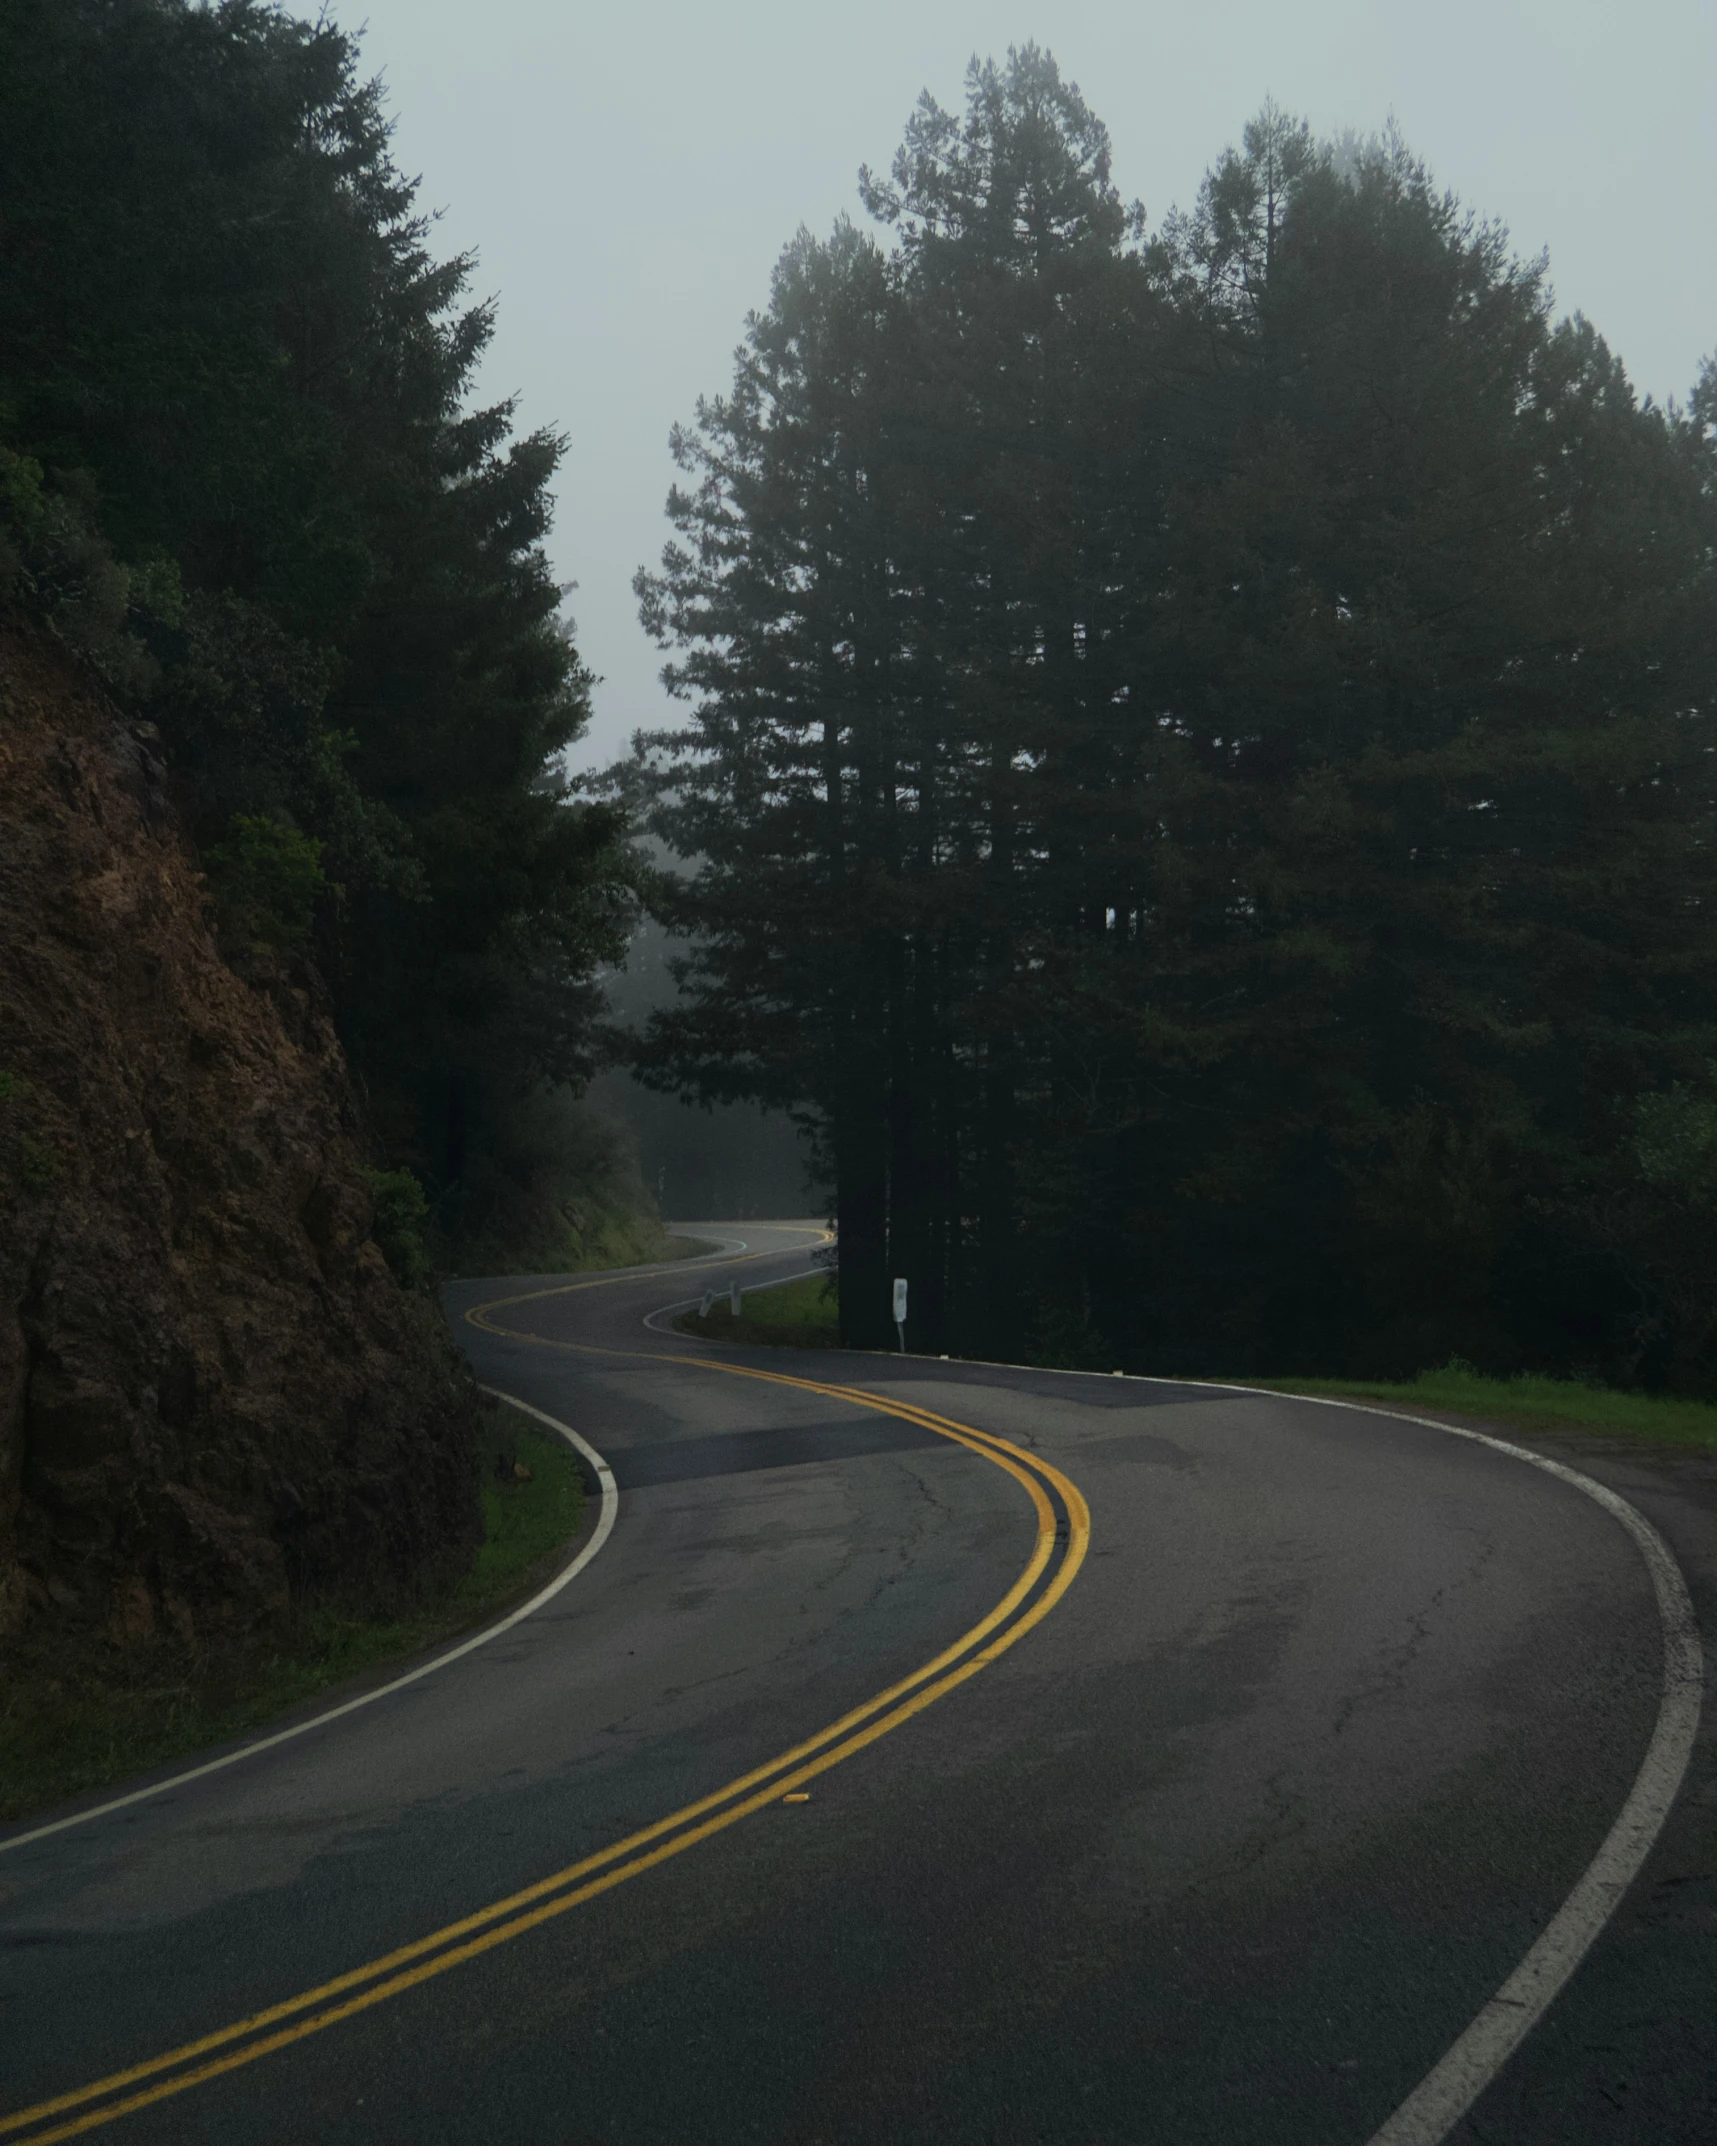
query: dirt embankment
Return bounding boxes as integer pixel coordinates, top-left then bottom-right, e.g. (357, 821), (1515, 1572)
(0, 623), (479, 1676)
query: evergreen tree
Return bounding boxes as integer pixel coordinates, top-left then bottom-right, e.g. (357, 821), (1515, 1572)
(637, 49), (1143, 1350)
(635, 217), (904, 1340)
(0, 0), (637, 1240)
(1029, 121), (1717, 1379)
(639, 60), (1717, 1386)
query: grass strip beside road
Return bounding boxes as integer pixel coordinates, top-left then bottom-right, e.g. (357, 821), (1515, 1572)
(459, 1404), (587, 1607)
(1245, 1367), (1717, 1449)
(0, 1402), (585, 1822)
(676, 1271), (838, 1349)
(672, 1271), (1717, 1453)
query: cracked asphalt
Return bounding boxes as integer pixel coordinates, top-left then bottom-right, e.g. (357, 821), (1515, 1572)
(3, 1221), (1714, 2143)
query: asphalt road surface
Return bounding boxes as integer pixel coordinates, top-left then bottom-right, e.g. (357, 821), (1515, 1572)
(4, 1221), (1714, 2145)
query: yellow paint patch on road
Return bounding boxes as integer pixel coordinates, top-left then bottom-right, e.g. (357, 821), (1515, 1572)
(4, 1252), (1086, 2146)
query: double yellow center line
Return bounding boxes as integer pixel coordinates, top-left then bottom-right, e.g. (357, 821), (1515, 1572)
(4, 1269), (1088, 2143)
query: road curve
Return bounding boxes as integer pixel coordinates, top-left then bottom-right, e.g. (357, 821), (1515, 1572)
(1, 1220), (1710, 2143)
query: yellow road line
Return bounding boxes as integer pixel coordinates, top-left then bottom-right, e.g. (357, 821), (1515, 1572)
(5, 1262), (1086, 2144)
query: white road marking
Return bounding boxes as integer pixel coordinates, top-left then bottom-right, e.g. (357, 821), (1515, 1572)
(0, 1230), (782, 1859)
(1335, 1406), (1704, 2144)
(0, 1391), (618, 1858)
(11, 1267), (1695, 2145)
(1103, 1374), (1703, 2145)
(861, 1347), (1704, 2136)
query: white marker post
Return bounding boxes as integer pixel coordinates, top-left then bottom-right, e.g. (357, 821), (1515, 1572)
(729, 1281), (742, 1320)
(892, 1276), (908, 1354)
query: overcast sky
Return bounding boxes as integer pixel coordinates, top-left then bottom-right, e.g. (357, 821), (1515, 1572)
(342, 0), (1714, 774)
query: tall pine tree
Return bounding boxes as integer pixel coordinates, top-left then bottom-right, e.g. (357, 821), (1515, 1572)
(641, 63), (1717, 1384)
(0, 0), (637, 1239)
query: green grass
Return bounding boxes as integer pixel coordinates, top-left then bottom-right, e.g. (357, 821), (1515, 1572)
(0, 1402), (586, 1822)
(677, 1271), (839, 1349)
(462, 1407), (587, 1602)
(1241, 1367), (1717, 1449)
(682, 1266), (1717, 1455)
(676, 1255), (1717, 1455)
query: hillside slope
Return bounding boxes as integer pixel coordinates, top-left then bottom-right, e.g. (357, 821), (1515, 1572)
(0, 625), (479, 1673)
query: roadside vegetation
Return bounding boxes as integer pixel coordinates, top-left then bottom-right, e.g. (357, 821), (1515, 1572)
(1248, 1367), (1717, 1450)
(0, 1402), (586, 1823)
(633, 49), (1717, 1403)
(437, 1093), (700, 1278)
(677, 1271), (1717, 1452)
(677, 1274), (839, 1349)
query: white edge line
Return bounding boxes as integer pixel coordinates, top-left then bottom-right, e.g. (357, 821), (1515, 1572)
(873, 1351), (1703, 2144)
(1319, 1399), (1704, 2144)
(0, 1389), (618, 1858)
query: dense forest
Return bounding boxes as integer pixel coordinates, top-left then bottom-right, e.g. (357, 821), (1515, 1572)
(636, 50), (1717, 1386)
(0, 0), (651, 1272)
(6, 5), (1715, 1391)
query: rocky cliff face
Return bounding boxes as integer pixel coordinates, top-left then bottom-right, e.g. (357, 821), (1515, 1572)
(0, 624), (479, 1664)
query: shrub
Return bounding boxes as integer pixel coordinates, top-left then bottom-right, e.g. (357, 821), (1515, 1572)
(366, 1167), (432, 1289)
(204, 813), (327, 951)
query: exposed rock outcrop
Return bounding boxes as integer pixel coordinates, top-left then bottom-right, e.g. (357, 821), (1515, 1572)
(0, 623), (479, 1663)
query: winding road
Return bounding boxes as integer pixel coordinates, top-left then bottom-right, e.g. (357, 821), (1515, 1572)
(3, 1220), (1715, 2144)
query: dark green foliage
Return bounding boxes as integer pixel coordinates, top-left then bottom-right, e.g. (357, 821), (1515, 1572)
(438, 1087), (674, 1278)
(0, 0), (641, 1260)
(365, 1167), (433, 1291)
(0, 443), (177, 696)
(637, 55), (1717, 1389)
(203, 813), (328, 952)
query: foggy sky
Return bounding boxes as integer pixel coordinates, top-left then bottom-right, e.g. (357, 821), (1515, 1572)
(342, 0), (1715, 775)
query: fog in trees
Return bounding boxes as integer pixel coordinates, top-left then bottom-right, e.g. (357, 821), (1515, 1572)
(632, 48), (1717, 1384)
